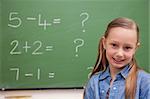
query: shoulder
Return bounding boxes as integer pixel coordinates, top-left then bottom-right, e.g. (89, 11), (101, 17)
(88, 72), (102, 83)
(137, 70), (150, 86)
(84, 72), (102, 99)
(86, 71), (102, 88)
(137, 70), (150, 97)
(138, 70), (150, 82)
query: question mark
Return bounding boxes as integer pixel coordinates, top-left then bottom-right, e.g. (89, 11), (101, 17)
(87, 66), (94, 78)
(74, 38), (84, 57)
(80, 12), (89, 32)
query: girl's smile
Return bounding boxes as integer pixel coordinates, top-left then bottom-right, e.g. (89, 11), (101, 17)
(112, 57), (125, 64)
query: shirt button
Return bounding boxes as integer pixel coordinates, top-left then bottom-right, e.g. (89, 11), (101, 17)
(113, 87), (117, 90)
(101, 90), (105, 93)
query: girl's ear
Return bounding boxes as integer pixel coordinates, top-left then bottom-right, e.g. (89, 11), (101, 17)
(134, 42), (140, 55)
(102, 36), (106, 49)
(137, 42), (140, 48)
(136, 42), (140, 50)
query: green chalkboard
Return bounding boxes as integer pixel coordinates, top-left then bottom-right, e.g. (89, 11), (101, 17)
(0, 0), (149, 89)
(149, 0), (150, 73)
(0, 0), (2, 88)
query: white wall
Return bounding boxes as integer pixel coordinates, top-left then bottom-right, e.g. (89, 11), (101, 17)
(0, 89), (84, 99)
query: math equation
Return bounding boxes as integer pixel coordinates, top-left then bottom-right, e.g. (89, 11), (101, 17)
(10, 40), (53, 55)
(8, 12), (61, 30)
(9, 67), (55, 81)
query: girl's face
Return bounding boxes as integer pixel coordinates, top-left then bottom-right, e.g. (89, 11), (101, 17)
(103, 27), (139, 69)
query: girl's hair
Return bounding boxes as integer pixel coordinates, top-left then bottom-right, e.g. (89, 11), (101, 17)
(90, 17), (140, 99)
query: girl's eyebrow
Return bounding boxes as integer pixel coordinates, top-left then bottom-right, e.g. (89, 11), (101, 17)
(110, 40), (119, 43)
(110, 40), (135, 46)
(124, 43), (134, 47)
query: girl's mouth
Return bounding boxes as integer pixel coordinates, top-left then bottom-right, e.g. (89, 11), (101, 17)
(112, 57), (125, 64)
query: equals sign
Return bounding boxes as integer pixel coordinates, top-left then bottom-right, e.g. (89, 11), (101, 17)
(45, 46), (53, 51)
(25, 73), (33, 77)
(48, 72), (55, 78)
(53, 18), (61, 24)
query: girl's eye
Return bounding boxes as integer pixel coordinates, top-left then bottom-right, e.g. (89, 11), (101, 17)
(111, 43), (117, 47)
(124, 46), (132, 50)
(110, 43), (118, 48)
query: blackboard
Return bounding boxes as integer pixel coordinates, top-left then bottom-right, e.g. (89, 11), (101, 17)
(0, 0), (149, 89)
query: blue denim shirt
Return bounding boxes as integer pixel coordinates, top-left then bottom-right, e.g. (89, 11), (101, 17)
(84, 65), (150, 99)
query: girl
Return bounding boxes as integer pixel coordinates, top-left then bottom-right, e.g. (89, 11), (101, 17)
(83, 17), (150, 99)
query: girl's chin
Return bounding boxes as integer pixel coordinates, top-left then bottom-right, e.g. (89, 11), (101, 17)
(109, 62), (126, 70)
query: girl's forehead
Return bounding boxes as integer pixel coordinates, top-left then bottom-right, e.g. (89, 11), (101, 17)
(106, 27), (138, 44)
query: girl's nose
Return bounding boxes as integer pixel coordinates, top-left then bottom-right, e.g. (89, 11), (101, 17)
(116, 49), (124, 58)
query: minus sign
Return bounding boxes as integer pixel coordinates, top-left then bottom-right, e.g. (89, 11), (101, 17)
(26, 17), (36, 20)
(25, 74), (33, 76)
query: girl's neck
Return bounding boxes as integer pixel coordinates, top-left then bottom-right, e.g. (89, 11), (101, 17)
(109, 65), (123, 80)
(109, 65), (123, 87)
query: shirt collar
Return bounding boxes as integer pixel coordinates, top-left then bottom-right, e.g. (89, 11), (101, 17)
(119, 64), (131, 79)
(99, 66), (111, 80)
(98, 64), (131, 80)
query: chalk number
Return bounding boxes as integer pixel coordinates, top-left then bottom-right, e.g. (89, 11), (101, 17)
(10, 40), (43, 55)
(8, 12), (22, 28)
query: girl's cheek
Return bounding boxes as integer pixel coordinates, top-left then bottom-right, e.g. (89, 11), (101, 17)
(106, 49), (116, 55)
(126, 53), (134, 59)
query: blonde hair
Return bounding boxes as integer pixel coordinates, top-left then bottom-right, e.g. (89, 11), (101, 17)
(89, 17), (140, 99)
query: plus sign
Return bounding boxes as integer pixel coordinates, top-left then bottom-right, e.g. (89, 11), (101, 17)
(22, 41), (31, 53)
